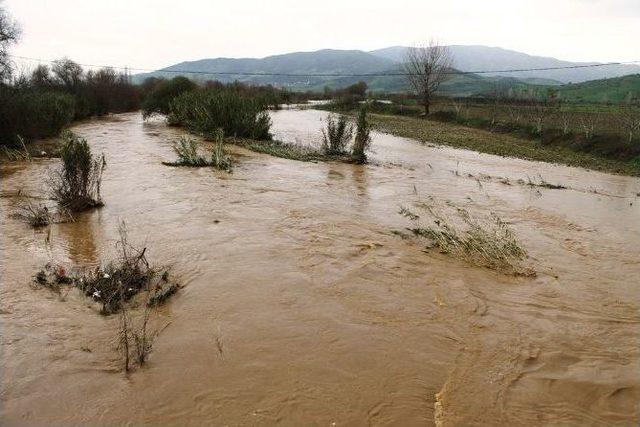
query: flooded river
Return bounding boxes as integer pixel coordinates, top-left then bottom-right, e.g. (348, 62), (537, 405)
(1, 109), (639, 425)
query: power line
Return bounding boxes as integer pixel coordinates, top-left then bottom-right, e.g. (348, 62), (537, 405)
(9, 54), (640, 78)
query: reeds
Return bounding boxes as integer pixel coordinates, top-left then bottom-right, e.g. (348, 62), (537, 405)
(399, 197), (534, 276)
(167, 136), (209, 166)
(208, 129), (233, 171)
(163, 132), (232, 171)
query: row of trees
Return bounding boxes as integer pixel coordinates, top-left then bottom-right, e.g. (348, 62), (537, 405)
(1, 59), (140, 145)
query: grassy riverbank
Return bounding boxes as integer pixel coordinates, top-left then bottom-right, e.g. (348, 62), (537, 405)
(365, 113), (640, 176)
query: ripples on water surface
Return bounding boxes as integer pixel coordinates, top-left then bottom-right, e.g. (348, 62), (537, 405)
(1, 109), (639, 425)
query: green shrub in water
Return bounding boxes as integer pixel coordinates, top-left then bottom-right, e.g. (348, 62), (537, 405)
(168, 88), (272, 140)
(321, 114), (352, 155)
(50, 131), (106, 211)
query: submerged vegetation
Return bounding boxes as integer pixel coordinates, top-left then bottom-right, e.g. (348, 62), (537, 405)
(322, 114), (353, 155)
(165, 136), (210, 167)
(163, 130), (232, 171)
(34, 223), (179, 371)
(50, 131), (106, 211)
(399, 197), (534, 276)
(352, 105), (372, 164)
(34, 222), (179, 314)
(11, 201), (73, 227)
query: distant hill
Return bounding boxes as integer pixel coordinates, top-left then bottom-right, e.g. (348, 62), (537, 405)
(551, 74), (640, 103)
(369, 45), (640, 83)
(133, 46), (640, 96)
(134, 49), (397, 91)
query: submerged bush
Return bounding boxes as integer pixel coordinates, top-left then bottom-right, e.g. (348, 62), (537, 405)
(168, 88), (272, 140)
(164, 131), (232, 171)
(208, 129), (233, 171)
(34, 222), (179, 371)
(50, 131), (106, 211)
(352, 105), (372, 163)
(399, 197), (534, 276)
(166, 136), (209, 166)
(12, 202), (52, 227)
(34, 222), (179, 315)
(322, 114), (353, 155)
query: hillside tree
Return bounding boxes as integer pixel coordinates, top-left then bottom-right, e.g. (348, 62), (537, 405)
(403, 39), (453, 116)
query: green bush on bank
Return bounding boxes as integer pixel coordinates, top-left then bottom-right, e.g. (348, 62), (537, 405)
(0, 85), (75, 145)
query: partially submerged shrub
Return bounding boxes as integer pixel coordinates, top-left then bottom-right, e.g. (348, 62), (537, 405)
(11, 197), (74, 228)
(399, 197), (534, 276)
(163, 132), (232, 171)
(50, 131), (106, 211)
(34, 223), (178, 372)
(12, 202), (52, 227)
(165, 136), (209, 167)
(208, 129), (233, 171)
(352, 105), (372, 163)
(34, 222), (179, 315)
(322, 114), (353, 155)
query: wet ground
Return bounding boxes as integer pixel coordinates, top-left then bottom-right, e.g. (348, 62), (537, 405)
(1, 109), (639, 426)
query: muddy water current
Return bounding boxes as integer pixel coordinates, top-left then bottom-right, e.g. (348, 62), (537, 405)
(1, 109), (639, 426)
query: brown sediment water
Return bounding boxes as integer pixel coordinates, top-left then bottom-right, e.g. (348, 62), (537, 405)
(1, 109), (639, 426)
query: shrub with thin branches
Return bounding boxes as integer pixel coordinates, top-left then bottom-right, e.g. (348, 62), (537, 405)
(12, 202), (52, 227)
(352, 105), (372, 164)
(50, 131), (106, 212)
(322, 114), (352, 155)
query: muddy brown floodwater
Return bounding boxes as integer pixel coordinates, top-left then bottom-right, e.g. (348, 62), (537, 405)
(1, 109), (639, 426)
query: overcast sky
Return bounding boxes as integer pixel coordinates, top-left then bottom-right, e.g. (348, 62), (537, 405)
(5, 0), (639, 70)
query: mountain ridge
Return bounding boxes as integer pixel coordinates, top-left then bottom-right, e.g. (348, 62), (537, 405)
(133, 45), (640, 94)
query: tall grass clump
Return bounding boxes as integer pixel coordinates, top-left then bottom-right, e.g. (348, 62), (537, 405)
(399, 197), (534, 276)
(166, 136), (209, 167)
(352, 105), (372, 163)
(322, 114), (353, 155)
(50, 131), (106, 211)
(208, 128), (233, 171)
(163, 130), (232, 171)
(168, 88), (272, 140)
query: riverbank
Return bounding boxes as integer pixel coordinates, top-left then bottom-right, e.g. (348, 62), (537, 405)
(321, 110), (640, 176)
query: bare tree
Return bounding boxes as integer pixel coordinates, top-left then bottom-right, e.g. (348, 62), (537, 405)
(403, 39), (453, 116)
(617, 104), (640, 143)
(578, 113), (600, 140)
(52, 58), (84, 91)
(0, 0), (21, 81)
